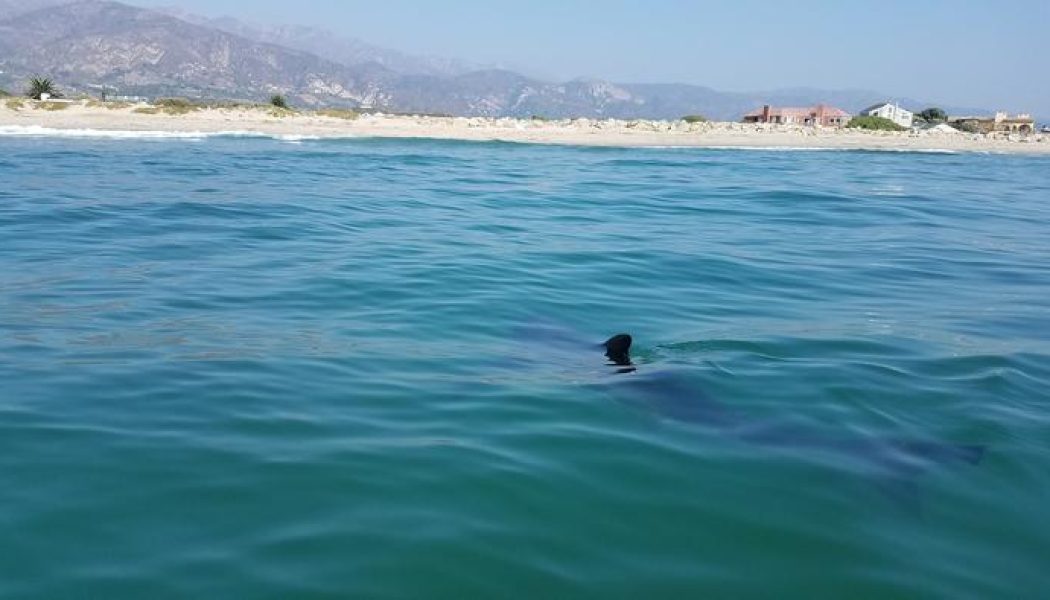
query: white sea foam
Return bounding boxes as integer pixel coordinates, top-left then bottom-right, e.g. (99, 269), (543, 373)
(273, 134), (323, 143)
(0, 125), (983, 153)
(0, 125), (324, 142)
(646, 145), (960, 154)
(859, 147), (960, 154)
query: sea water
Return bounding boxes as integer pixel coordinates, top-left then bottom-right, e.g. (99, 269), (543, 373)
(1, 134), (1049, 598)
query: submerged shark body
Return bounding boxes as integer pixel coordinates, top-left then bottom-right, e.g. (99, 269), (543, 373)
(517, 323), (985, 504)
(610, 365), (984, 478)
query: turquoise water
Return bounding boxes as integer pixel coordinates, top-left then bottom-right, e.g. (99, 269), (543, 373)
(2, 136), (1049, 598)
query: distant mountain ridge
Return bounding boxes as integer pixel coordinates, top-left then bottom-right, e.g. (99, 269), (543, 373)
(0, 1), (396, 106)
(155, 7), (487, 77)
(0, 0), (997, 120)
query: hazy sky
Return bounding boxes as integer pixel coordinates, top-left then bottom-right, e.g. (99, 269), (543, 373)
(129, 0), (1048, 113)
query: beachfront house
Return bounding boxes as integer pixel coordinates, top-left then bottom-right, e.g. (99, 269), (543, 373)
(742, 104), (851, 127)
(861, 102), (913, 128)
(949, 112), (1035, 134)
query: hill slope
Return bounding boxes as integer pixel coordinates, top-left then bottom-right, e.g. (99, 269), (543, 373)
(0, 0), (393, 105)
(0, 1), (991, 119)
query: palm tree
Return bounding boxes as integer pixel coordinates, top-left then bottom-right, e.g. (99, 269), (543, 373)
(26, 77), (60, 100)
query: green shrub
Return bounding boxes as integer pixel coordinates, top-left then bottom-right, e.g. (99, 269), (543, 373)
(0, 88), (10, 97)
(530, 115), (550, 121)
(270, 94), (289, 109)
(918, 107), (947, 123)
(681, 114), (708, 123)
(25, 76), (61, 100)
(846, 115), (904, 131)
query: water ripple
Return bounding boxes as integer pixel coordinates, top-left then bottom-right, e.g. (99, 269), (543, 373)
(1, 138), (1049, 598)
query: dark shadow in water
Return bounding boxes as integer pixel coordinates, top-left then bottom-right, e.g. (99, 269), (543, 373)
(517, 321), (987, 511)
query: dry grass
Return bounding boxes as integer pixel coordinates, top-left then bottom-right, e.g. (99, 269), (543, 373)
(131, 99), (202, 116)
(316, 108), (360, 120)
(39, 101), (70, 111)
(213, 101), (264, 110)
(84, 99), (131, 109)
(161, 105), (197, 115)
(154, 98), (195, 108)
(267, 107), (297, 118)
(141, 98), (203, 115)
(5, 98), (25, 110)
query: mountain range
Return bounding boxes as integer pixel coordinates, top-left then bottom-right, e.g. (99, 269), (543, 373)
(0, 0), (992, 120)
(155, 7), (489, 78)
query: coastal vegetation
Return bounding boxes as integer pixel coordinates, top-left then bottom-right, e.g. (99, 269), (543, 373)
(270, 94), (289, 109)
(153, 98), (200, 114)
(0, 88), (10, 97)
(85, 100), (132, 110)
(131, 98), (206, 115)
(5, 98), (25, 110)
(951, 121), (981, 134)
(39, 101), (70, 111)
(918, 107), (947, 123)
(846, 115), (904, 131)
(681, 115), (708, 123)
(112, 97), (353, 118)
(317, 108), (360, 120)
(25, 77), (60, 100)
(126, 97), (305, 116)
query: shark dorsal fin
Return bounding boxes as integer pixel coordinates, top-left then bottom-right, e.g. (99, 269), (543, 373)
(603, 334), (632, 366)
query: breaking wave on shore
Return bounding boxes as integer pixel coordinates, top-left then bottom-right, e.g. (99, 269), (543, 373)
(0, 125), (322, 142)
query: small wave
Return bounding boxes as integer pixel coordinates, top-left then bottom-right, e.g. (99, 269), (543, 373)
(0, 125), (322, 142)
(0, 127), (974, 153)
(641, 145), (961, 155)
(274, 134), (323, 143)
(863, 147), (960, 155)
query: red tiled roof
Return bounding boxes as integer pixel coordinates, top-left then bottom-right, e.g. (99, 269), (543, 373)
(820, 106), (851, 117)
(744, 105), (850, 118)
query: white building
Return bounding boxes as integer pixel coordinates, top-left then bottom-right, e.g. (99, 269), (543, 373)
(861, 102), (913, 128)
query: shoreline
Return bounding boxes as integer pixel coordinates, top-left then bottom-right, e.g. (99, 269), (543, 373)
(2, 100), (1048, 154)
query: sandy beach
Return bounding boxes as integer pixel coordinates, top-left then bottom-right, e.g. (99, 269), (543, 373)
(1, 99), (1047, 153)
